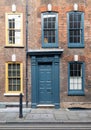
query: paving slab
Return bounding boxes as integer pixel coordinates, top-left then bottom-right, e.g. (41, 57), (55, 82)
(0, 107), (91, 124)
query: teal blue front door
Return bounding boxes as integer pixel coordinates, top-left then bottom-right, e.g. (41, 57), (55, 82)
(38, 63), (53, 104)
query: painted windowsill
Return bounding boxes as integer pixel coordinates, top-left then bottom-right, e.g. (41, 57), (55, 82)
(4, 46), (25, 48)
(4, 93), (24, 96)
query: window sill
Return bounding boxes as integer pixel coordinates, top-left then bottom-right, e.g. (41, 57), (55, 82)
(42, 43), (58, 48)
(4, 46), (25, 48)
(68, 91), (85, 96)
(4, 93), (24, 96)
(68, 45), (84, 48)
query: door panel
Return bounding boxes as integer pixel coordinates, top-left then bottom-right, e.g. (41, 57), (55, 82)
(38, 63), (53, 104)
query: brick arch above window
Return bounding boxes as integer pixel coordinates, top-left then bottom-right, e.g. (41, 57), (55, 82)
(38, 4), (85, 13)
(65, 5), (85, 13)
(39, 5), (60, 13)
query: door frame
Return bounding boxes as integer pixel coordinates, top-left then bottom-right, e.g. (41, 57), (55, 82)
(28, 49), (63, 109)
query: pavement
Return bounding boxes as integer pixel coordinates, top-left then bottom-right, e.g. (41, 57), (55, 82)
(0, 107), (91, 124)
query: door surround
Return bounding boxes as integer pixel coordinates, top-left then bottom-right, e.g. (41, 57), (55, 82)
(28, 49), (63, 109)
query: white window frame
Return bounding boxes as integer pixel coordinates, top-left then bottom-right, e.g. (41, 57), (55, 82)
(5, 13), (23, 47)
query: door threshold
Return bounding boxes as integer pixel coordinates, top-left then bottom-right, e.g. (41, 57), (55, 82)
(37, 104), (55, 108)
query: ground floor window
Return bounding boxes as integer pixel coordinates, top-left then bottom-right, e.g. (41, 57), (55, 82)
(5, 62), (23, 94)
(68, 62), (85, 95)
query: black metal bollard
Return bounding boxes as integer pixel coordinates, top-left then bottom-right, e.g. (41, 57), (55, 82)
(19, 93), (23, 118)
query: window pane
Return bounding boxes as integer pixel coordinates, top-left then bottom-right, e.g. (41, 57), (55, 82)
(69, 30), (73, 36)
(13, 71), (16, 76)
(69, 14), (74, 21)
(44, 21), (47, 28)
(13, 79), (16, 85)
(74, 22), (78, 28)
(15, 30), (21, 44)
(8, 30), (15, 44)
(52, 37), (55, 43)
(13, 64), (16, 69)
(8, 19), (15, 28)
(70, 22), (74, 28)
(48, 22), (51, 28)
(74, 37), (78, 43)
(48, 16), (51, 21)
(17, 79), (20, 85)
(78, 21), (81, 28)
(78, 14), (81, 21)
(51, 22), (55, 28)
(44, 38), (48, 43)
(52, 16), (56, 21)
(17, 79), (20, 91)
(15, 16), (21, 29)
(9, 79), (12, 85)
(17, 86), (20, 91)
(9, 85), (12, 91)
(17, 71), (20, 76)
(13, 85), (17, 91)
(17, 64), (20, 69)
(69, 37), (74, 43)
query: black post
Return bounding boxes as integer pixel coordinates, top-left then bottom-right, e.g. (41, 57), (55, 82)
(19, 93), (23, 118)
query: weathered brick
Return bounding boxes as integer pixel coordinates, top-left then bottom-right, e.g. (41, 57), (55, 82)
(0, 0), (91, 108)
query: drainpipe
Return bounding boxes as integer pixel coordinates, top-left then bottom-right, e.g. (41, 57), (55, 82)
(84, 0), (87, 6)
(26, 0), (28, 107)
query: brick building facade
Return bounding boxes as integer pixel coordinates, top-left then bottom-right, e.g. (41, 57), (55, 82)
(0, 0), (91, 108)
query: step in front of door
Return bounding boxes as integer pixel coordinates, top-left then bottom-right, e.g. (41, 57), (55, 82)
(37, 104), (55, 108)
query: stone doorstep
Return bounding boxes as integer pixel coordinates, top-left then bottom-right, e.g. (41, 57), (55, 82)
(37, 104), (55, 109)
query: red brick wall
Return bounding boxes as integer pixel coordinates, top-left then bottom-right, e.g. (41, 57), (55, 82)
(0, 0), (26, 103)
(0, 0), (91, 108)
(27, 0), (91, 108)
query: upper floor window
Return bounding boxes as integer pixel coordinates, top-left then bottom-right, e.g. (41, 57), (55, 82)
(6, 13), (23, 47)
(67, 12), (84, 48)
(68, 62), (85, 95)
(5, 62), (23, 94)
(41, 12), (58, 48)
